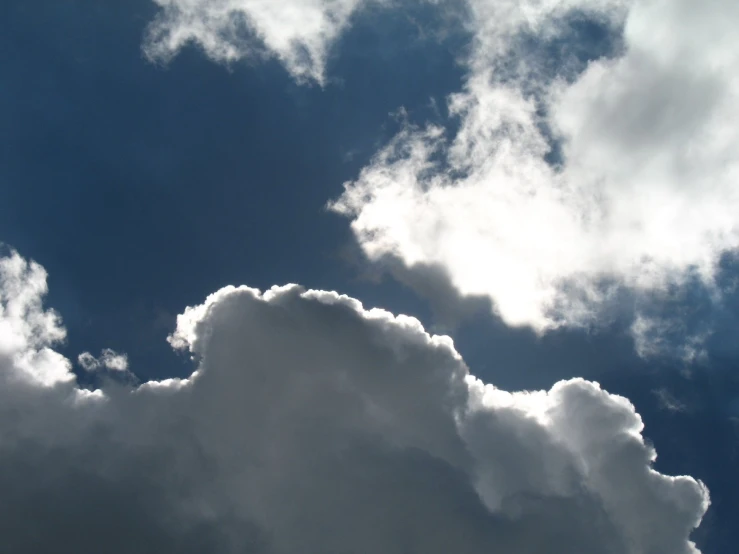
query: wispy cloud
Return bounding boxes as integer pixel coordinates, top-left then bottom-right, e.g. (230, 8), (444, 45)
(331, 0), (739, 351)
(78, 349), (129, 372)
(144, 0), (376, 84)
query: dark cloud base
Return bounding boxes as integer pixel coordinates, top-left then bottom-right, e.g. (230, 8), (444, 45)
(0, 257), (709, 553)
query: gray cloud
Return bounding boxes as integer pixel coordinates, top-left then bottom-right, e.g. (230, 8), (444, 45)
(0, 250), (708, 552)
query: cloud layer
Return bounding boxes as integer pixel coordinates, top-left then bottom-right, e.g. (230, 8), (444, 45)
(331, 0), (739, 337)
(0, 250), (708, 552)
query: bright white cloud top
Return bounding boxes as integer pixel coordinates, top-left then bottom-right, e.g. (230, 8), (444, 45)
(0, 249), (708, 552)
(332, 0), (739, 334)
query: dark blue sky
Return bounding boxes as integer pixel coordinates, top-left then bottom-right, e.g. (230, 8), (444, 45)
(1, 2), (737, 552)
(1, 0), (466, 374)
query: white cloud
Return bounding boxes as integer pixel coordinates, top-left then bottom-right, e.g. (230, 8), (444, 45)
(78, 349), (129, 372)
(100, 349), (129, 371)
(77, 351), (99, 371)
(0, 250), (708, 552)
(144, 0), (375, 83)
(0, 251), (73, 388)
(654, 387), (688, 413)
(331, 0), (739, 340)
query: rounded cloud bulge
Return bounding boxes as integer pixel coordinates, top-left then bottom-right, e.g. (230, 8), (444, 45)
(0, 249), (708, 553)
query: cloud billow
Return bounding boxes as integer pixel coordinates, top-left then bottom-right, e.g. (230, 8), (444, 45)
(0, 250), (708, 552)
(144, 0), (739, 356)
(330, 0), (739, 348)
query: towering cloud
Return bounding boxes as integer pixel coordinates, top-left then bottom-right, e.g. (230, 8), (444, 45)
(0, 250), (708, 552)
(331, 0), (739, 341)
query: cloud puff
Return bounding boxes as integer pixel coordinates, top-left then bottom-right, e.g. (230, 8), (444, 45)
(144, 0), (374, 83)
(78, 349), (129, 372)
(0, 251), (73, 388)
(331, 0), (739, 340)
(0, 250), (708, 552)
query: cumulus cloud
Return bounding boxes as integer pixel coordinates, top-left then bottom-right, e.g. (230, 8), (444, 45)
(0, 250), (708, 552)
(331, 0), (739, 346)
(0, 251), (73, 388)
(144, 0), (375, 83)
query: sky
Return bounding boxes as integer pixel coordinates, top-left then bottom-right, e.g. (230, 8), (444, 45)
(1, 0), (737, 553)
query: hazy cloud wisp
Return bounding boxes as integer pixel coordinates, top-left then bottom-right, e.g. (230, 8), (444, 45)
(144, 0), (375, 83)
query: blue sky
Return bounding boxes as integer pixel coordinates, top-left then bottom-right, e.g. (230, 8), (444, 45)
(1, 1), (737, 553)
